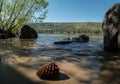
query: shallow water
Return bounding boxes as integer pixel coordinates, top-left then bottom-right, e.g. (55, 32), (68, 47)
(0, 34), (120, 84)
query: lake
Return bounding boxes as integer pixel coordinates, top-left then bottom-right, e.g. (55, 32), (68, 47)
(0, 34), (119, 84)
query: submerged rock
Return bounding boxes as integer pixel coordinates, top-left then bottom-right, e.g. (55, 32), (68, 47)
(36, 62), (60, 80)
(54, 40), (72, 44)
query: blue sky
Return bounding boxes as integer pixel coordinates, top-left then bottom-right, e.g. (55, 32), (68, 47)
(44, 0), (120, 22)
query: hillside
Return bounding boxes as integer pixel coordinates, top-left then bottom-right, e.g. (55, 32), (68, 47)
(29, 22), (102, 35)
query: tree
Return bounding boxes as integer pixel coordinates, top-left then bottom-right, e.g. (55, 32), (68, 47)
(0, 0), (48, 32)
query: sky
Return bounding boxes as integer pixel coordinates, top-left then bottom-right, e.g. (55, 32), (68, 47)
(44, 0), (120, 22)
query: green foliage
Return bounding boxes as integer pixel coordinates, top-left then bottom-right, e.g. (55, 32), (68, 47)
(0, 0), (48, 32)
(30, 22), (102, 35)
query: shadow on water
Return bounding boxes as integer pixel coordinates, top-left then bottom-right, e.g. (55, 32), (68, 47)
(0, 39), (39, 84)
(96, 51), (120, 84)
(0, 34), (120, 84)
(0, 38), (70, 84)
(0, 45), (46, 84)
(0, 62), (46, 84)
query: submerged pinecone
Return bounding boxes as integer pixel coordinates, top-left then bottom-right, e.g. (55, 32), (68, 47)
(36, 62), (59, 80)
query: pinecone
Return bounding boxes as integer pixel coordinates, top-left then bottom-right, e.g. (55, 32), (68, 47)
(36, 62), (60, 80)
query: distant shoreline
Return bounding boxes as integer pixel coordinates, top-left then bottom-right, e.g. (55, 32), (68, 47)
(29, 22), (102, 35)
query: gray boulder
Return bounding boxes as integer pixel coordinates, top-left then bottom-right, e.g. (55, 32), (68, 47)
(102, 3), (120, 52)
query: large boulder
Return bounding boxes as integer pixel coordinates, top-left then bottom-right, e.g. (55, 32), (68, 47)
(20, 25), (38, 39)
(0, 29), (15, 39)
(102, 3), (120, 52)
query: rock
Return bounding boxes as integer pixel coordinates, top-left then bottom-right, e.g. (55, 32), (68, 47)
(5, 30), (16, 38)
(102, 3), (120, 52)
(54, 40), (72, 44)
(72, 34), (89, 42)
(0, 28), (3, 33)
(20, 25), (38, 39)
(0, 29), (15, 39)
(36, 62), (60, 80)
(54, 34), (89, 44)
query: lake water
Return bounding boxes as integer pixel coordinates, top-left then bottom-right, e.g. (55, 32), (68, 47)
(29, 34), (103, 57)
(0, 34), (119, 84)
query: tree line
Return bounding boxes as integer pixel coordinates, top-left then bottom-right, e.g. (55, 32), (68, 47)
(30, 22), (103, 35)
